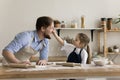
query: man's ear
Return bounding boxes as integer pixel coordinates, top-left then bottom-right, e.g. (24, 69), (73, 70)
(41, 27), (45, 32)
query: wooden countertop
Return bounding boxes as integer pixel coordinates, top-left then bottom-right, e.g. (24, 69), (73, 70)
(0, 63), (120, 79)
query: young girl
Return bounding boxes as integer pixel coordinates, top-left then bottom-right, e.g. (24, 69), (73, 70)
(52, 30), (90, 64)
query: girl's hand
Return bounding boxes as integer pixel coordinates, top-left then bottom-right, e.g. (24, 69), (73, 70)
(36, 60), (47, 65)
(52, 28), (64, 45)
(52, 28), (57, 35)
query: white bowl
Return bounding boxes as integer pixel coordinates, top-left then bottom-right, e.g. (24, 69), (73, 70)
(93, 58), (108, 66)
(114, 49), (119, 53)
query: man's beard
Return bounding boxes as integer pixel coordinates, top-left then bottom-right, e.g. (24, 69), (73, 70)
(44, 33), (51, 39)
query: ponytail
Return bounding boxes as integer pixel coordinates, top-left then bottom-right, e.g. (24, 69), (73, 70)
(86, 45), (92, 64)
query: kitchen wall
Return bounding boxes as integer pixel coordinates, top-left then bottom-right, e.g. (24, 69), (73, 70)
(0, 0), (120, 59)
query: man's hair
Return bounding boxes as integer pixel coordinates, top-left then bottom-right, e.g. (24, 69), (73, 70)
(36, 16), (53, 31)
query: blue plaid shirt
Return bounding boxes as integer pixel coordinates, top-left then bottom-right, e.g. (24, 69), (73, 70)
(4, 30), (49, 60)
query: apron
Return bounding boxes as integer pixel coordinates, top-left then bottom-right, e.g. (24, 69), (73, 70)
(67, 48), (83, 63)
(2, 37), (41, 65)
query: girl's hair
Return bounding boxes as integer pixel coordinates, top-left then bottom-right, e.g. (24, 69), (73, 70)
(86, 45), (92, 64)
(54, 20), (60, 24)
(78, 33), (90, 48)
(78, 33), (91, 64)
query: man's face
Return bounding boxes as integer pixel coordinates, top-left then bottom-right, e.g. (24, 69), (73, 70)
(44, 22), (54, 39)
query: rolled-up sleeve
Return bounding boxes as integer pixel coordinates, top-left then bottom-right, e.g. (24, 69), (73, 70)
(61, 40), (75, 56)
(39, 39), (49, 60)
(4, 32), (30, 53)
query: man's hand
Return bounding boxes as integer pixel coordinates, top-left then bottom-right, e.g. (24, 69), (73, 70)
(36, 60), (47, 65)
(20, 61), (31, 65)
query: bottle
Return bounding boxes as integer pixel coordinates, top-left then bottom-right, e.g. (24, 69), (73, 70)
(81, 15), (85, 28)
(61, 21), (65, 28)
(101, 18), (106, 28)
(107, 18), (112, 30)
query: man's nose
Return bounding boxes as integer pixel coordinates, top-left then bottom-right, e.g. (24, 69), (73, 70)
(51, 28), (54, 32)
(51, 29), (53, 32)
(50, 29), (53, 33)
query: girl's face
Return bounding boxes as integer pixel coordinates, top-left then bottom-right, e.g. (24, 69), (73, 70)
(74, 35), (81, 48)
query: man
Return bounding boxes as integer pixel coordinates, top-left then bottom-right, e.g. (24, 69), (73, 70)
(2, 16), (54, 65)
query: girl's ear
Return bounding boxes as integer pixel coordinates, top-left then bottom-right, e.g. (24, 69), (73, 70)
(41, 27), (46, 32)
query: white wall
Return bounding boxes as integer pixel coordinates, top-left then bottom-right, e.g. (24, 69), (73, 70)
(0, 0), (120, 57)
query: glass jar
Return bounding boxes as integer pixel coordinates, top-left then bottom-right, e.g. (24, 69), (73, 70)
(107, 18), (112, 30)
(61, 21), (65, 28)
(101, 18), (106, 28)
(71, 20), (77, 28)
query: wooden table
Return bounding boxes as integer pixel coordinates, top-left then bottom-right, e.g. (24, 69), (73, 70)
(0, 63), (120, 79)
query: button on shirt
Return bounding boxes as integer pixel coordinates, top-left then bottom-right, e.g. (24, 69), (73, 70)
(4, 30), (49, 60)
(61, 40), (88, 64)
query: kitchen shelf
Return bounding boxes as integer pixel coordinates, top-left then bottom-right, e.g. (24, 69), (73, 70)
(106, 29), (120, 32)
(101, 26), (120, 57)
(107, 52), (120, 54)
(55, 28), (102, 30)
(55, 28), (103, 41)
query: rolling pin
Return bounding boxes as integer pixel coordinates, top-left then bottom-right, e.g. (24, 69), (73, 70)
(3, 63), (36, 68)
(56, 62), (81, 67)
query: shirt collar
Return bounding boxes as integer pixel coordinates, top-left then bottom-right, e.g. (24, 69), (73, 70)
(34, 30), (42, 42)
(75, 48), (82, 54)
(33, 31), (47, 46)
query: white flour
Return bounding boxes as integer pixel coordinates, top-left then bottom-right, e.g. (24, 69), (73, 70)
(4, 62), (120, 72)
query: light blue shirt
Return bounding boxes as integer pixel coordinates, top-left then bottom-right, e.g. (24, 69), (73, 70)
(4, 30), (49, 60)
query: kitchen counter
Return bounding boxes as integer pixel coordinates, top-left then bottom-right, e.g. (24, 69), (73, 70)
(0, 62), (120, 79)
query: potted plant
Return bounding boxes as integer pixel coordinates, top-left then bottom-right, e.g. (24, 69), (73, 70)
(114, 14), (120, 24)
(114, 14), (120, 29)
